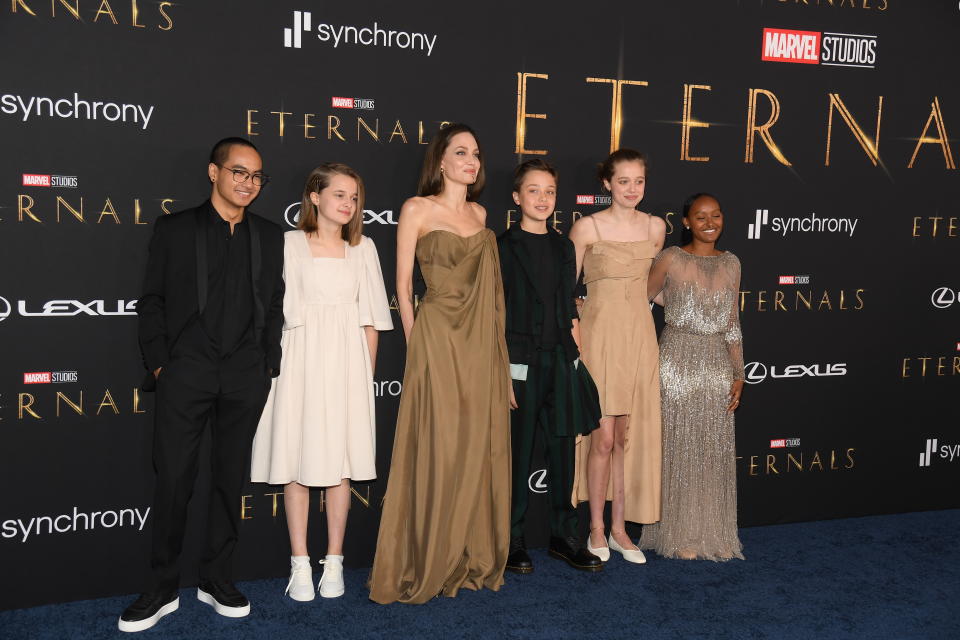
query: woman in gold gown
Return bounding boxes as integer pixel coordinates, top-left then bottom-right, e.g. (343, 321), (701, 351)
(368, 124), (511, 604)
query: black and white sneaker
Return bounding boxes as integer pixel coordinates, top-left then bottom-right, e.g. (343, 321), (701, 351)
(197, 580), (250, 618)
(118, 590), (179, 633)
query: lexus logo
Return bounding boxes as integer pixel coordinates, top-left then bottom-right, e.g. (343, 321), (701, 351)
(0, 296), (11, 322)
(744, 361), (847, 384)
(744, 361), (768, 384)
(528, 468), (547, 494)
(284, 202), (301, 228)
(931, 287), (957, 309)
(284, 202), (398, 228)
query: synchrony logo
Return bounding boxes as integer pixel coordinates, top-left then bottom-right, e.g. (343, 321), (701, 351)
(1, 505), (151, 543)
(930, 287), (958, 309)
(284, 203), (397, 228)
(0, 93), (155, 130)
(918, 438), (960, 468)
(761, 27), (878, 69)
(747, 208), (858, 240)
(283, 11), (437, 56)
(743, 361), (847, 384)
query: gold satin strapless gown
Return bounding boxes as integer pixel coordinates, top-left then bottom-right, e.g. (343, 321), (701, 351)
(369, 229), (511, 604)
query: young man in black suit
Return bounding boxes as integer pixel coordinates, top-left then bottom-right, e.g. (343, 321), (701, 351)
(498, 159), (603, 574)
(119, 138), (284, 632)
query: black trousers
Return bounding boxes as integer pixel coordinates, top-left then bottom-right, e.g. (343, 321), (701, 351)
(149, 371), (268, 591)
(510, 349), (578, 541)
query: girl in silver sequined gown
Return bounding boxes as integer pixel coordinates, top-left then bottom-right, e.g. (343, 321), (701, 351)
(639, 194), (745, 561)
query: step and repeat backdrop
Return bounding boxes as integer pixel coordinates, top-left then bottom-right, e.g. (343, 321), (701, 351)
(1, 0), (958, 610)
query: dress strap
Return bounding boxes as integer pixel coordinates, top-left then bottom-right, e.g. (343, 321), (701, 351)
(590, 215), (602, 241)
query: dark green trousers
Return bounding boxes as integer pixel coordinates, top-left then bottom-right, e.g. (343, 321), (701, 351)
(510, 348), (579, 540)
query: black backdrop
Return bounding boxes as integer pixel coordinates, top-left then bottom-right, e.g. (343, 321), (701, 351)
(1, 0), (958, 611)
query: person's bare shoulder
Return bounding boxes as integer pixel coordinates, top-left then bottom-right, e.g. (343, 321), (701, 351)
(569, 215), (598, 245)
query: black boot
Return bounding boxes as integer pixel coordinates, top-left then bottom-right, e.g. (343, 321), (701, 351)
(549, 536), (603, 572)
(506, 536), (533, 574)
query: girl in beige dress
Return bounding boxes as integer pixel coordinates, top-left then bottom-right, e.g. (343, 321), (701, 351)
(251, 163), (393, 601)
(569, 149), (665, 564)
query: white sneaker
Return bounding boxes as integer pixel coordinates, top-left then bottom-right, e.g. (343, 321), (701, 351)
(285, 556), (315, 602)
(317, 555), (344, 598)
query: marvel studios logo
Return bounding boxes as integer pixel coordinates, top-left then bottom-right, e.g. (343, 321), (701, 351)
(331, 96), (375, 110)
(23, 371), (78, 384)
(576, 195), (612, 206)
(761, 27), (877, 69)
(22, 173), (78, 188)
(770, 438), (801, 449)
(778, 275), (811, 285)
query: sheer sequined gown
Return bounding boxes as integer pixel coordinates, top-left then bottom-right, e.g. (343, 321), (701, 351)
(368, 229), (511, 604)
(639, 246), (745, 560)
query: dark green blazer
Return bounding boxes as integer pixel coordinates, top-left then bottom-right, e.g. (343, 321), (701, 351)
(497, 224), (579, 365)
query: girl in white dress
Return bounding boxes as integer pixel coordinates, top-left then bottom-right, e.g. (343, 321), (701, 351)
(251, 163), (393, 600)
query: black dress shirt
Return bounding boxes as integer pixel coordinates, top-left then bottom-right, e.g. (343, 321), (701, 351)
(172, 208), (262, 392)
(520, 228), (559, 348)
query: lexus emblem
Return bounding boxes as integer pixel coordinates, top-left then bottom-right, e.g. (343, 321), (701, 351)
(0, 296), (11, 322)
(528, 468), (547, 494)
(284, 202), (301, 228)
(744, 361), (768, 384)
(931, 287), (957, 309)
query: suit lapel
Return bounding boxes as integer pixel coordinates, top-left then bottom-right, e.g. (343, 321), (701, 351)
(195, 206), (208, 314)
(247, 212), (265, 331)
(547, 228), (570, 324)
(507, 224), (539, 294)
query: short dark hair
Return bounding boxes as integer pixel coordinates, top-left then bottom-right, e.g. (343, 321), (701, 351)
(417, 123), (485, 200)
(682, 192), (721, 217)
(209, 137), (259, 166)
(681, 192), (722, 244)
(597, 148), (648, 184)
(512, 158), (558, 193)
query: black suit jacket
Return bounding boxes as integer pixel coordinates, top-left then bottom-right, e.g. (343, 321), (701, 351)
(137, 200), (285, 390)
(497, 224), (579, 366)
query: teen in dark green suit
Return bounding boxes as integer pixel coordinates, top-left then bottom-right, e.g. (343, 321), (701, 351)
(498, 159), (603, 573)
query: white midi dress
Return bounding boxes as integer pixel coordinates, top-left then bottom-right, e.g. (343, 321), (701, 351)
(251, 231), (393, 487)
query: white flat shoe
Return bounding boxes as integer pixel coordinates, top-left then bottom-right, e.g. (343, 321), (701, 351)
(318, 555), (345, 598)
(586, 531), (610, 562)
(285, 556), (315, 602)
(608, 533), (647, 564)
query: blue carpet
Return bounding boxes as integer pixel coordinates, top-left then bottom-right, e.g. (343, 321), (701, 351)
(2, 509), (956, 639)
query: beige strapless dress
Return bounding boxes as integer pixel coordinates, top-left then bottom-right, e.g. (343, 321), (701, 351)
(368, 229), (511, 604)
(572, 234), (662, 525)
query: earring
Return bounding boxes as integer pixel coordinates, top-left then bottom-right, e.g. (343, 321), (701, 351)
(440, 167), (444, 174)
